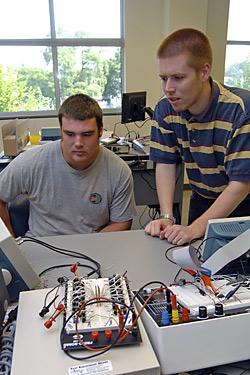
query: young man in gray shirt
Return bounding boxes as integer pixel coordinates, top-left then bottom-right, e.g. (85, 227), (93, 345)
(0, 94), (136, 237)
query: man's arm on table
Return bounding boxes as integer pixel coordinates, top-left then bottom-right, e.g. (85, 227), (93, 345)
(0, 199), (16, 237)
(163, 180), (250, 245)
(100, 220), (132, 232)
(145, 163), (176, 236)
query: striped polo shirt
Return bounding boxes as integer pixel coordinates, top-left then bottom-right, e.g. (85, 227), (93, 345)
(150, 79), (250, 199)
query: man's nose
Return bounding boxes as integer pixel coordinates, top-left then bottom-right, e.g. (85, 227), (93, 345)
(164, 78), (175, 93)
(74, 134), (84, 146)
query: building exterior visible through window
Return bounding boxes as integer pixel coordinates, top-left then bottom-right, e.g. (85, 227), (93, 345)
(0, 0), (123, 117)
(225, 0), (250, 89)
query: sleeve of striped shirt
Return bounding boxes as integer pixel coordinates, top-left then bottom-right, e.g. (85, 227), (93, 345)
(225, 114), (250, 182)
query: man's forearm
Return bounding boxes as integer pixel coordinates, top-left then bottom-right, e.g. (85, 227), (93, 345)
(99, 220), (132, 233)
(189, 180), (250, 238)
(0, 199), (15, 237)
(156, 163), (176, 215)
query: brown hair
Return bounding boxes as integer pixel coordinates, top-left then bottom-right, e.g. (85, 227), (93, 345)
(58, 93), (103, 129)
(157, 28), (212, 71)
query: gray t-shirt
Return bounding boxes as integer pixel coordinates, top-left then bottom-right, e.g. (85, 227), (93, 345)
(0, 141), (136, 236)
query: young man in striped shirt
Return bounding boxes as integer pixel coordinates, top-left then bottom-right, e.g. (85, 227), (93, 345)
(145, 28), (250, 246)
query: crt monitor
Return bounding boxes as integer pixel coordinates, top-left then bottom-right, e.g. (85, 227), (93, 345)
(121, 91), (146, 123)
(202, 216), (250, 261)
(0, 218), (40, 301)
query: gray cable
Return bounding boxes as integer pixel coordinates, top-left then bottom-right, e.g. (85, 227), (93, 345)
(0, 322), (16, 375)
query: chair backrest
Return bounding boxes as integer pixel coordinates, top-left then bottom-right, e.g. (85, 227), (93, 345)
(8, 195), (30, 237)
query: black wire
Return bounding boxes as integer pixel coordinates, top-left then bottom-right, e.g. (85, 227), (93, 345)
(44, 284), (61, 307)
(138, 170), (156, 190)
(138, 205), (149, 229)
(165, 245), (183, 265)
(39, 263), (97, 278)
(150, 207), (160, 220)
(173, 268), (182, 283)
(22, 236), (100, 265)
(21, 236), (101, 277)
(238, 370), (250, 375)
(112, 121), (122, 136)
(133, 117), (151, 129)
(130, 280), (170, 305)
(62, 280), (169, 361)
(226, 364), (250, 374)
(124, 130), (138, 140)
(138, 167), (183, 193)
(61, 297), (135, 360)
(113, 121), (131, 138)
(197, 235), (234, 263)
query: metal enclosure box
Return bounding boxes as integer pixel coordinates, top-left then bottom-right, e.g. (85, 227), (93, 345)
(136, 298), (250, 374)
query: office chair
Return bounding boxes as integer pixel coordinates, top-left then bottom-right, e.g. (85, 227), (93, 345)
(8, 195), (30, 237)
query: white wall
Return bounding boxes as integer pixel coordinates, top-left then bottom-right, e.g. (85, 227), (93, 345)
(0, 0), (230, 151)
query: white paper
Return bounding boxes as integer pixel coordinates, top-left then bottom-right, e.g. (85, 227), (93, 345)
(68, 360), (113, 375)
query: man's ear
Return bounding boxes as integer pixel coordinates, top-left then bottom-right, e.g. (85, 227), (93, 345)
(201, 63), (211, 81)
(99, 127), (103, 138)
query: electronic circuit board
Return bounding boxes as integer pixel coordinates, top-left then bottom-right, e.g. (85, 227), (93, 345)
(169, 277), (250, 316)
(135, 276), (250, 325)
(61, 274), (142, 351)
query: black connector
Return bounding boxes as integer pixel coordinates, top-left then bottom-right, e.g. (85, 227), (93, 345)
(39, 295), (59, 317)
(225, 284), (242, 300)
(39, 306), (49, 317)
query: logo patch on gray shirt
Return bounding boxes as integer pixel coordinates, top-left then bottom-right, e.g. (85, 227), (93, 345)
(89, 193), (102, 204)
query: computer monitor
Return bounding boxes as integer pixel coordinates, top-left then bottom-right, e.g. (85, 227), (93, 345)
(0, 218), (40, 301)
(121, 91), (146, 123)
(202, 216), (250, 261)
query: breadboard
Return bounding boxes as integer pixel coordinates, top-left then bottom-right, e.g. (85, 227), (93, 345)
(65, 275), (132, 333)
(169, 279), (250, 316)
(61, 274), (142, 350)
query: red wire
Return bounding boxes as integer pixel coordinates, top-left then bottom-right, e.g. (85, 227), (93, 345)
(116, 286), (166, 344)
(74, 286), (168, 351)
(75, 297), (123, 351)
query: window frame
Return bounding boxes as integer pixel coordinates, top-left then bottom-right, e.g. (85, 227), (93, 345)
(225, 0), (250, 87)
(0, 0), (125, 119)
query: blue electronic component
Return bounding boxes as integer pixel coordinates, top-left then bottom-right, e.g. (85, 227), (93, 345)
(161, 310), (170, 326)
(136, 289), (169, 326)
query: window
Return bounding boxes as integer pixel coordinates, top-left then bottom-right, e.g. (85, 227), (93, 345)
(0, 0), (123, 118)
(224, 0), (250, 89)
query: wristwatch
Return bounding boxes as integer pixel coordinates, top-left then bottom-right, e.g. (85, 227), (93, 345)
(159, 213), (176, 224)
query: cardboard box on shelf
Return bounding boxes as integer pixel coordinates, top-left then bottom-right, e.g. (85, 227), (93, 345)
(2, 120), (29, 156)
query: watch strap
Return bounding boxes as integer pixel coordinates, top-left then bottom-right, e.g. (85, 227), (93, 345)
(159, 213), (176, 223)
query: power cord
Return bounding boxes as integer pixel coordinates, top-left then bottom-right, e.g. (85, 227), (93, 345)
(21, 237), (101, 278)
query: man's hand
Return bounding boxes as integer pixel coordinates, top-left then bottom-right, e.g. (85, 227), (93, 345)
(160, 224), (197, 245)
(145, 218), (173, 237)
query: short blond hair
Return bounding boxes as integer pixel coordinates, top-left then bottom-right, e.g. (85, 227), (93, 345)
(157, 28), (212, 71)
